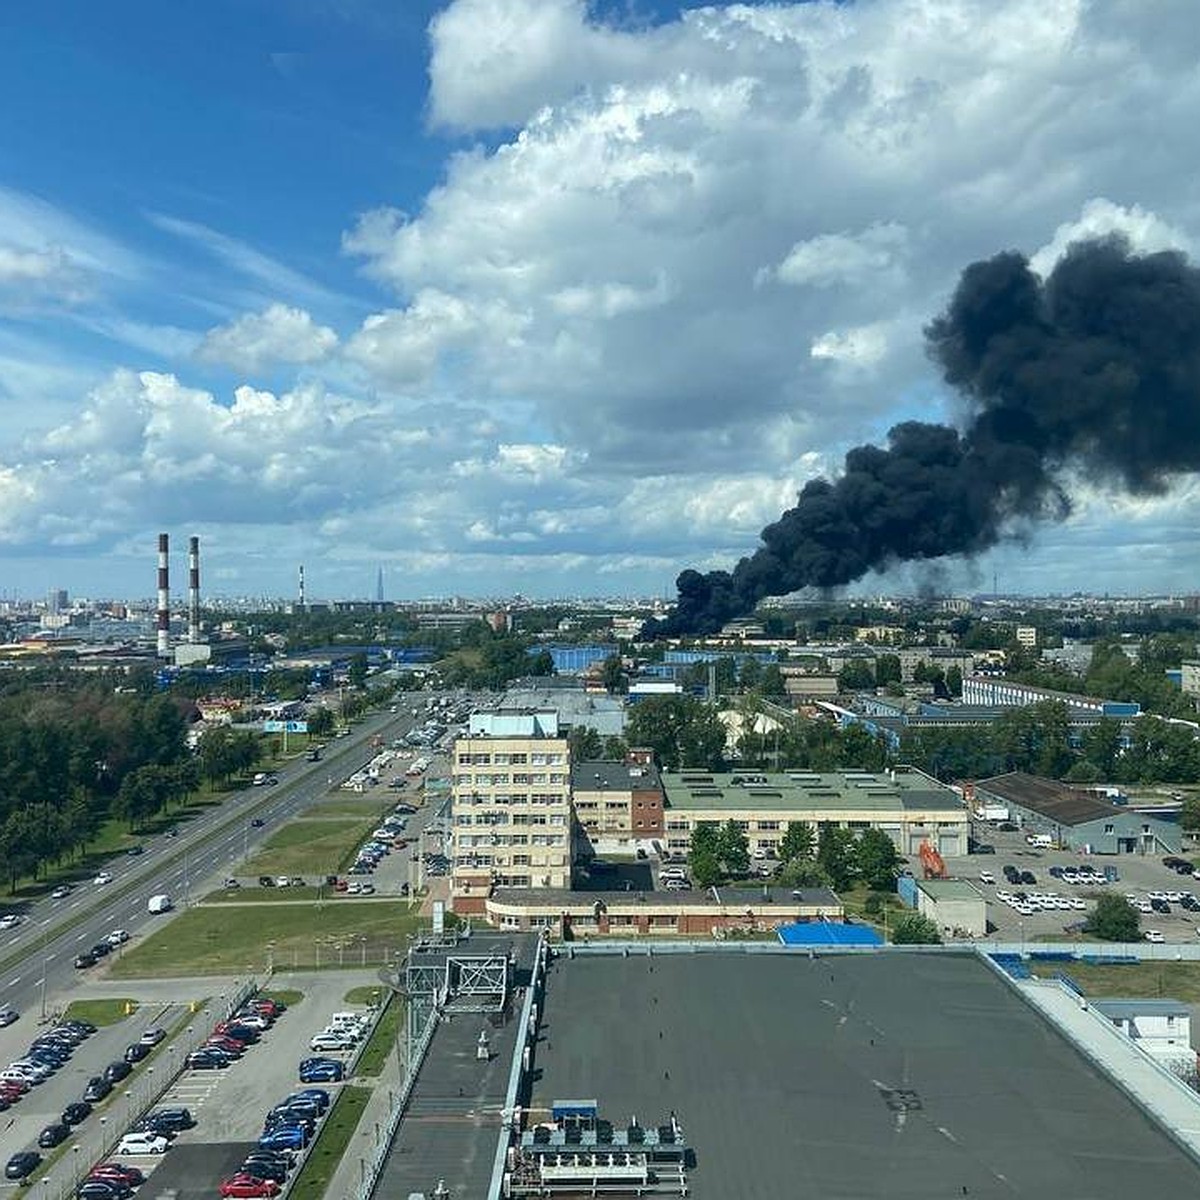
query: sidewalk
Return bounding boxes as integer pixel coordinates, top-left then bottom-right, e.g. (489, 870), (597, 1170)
(324, 1008), (407, 1200)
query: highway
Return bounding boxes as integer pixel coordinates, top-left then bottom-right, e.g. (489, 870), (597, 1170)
(0, 696), (454, 1024)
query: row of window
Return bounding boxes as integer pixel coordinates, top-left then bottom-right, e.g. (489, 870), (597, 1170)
(455, 753), (566, 767)
(453, 792), (570, 806)
(454, 773), (568, 786)
(456, 833), (566, 848)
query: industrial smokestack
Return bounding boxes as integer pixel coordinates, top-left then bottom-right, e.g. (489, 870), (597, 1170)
(298, 563), (306, 610)
(156, 533), (170, 658)
(188, 536), (201, 645)
(651, 236), (1200, 637)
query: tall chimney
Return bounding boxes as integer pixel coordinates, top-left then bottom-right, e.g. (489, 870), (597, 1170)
(188, 536), (201, 644)
(156, 533), (170, 658)
(298, 563), (306, 610)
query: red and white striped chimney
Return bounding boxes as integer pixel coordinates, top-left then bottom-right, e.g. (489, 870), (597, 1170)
(188, 536), (201, 644)
(156, 533), (170, 658)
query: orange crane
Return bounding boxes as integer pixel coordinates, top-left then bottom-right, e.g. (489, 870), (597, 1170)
(919, 840), (946, 879)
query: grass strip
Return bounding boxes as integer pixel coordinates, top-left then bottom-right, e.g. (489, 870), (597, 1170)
(354, 994), (404, 1078)
(64, 997), (136, 1026)
(288, 1085), (371, 1200)
(260, 988), (305, 1007)
(343, 985), (385, 1005)
(1062, 960), (1200, 1002)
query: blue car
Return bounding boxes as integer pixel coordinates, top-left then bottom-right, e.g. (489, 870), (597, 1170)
(289, 1088), (330, 1112)
(258, 1127), (308, 1152)
(298, 1058), (343, 1083)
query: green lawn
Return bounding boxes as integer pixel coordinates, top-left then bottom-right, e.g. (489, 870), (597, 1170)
(260, 988), (305, 1007)
(1062, 960), (1200, 1002)
(307, 796), (396, 820)
(108, 900), (421, 977)
(355, 994), (404, 1077)
(344, 985), (385, 1005)
(241, 817), (382, 876)
(64, 998), (136, 1026)
(288, 1086), (371, 1200)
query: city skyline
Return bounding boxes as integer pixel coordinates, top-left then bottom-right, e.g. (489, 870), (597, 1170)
(0, 1), (1197, 600)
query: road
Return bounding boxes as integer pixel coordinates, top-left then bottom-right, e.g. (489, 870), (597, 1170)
(0, 694), (464, 1025)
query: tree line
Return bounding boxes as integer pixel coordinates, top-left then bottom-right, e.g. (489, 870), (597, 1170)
(0, 673), (193, 889)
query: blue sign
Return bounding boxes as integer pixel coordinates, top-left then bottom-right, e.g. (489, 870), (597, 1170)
(264, 720), (309, 733)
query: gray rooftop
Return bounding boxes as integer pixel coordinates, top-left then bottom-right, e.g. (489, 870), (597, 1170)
(572, 758), (662, 791)
(490, 885), (839, 910)
(530, 951), (1200, 1198)
(1092, 998), (1191, 1019)
(662, 768), (964, 815)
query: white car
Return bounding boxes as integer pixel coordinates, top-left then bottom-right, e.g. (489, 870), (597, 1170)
(1143, 930), (1165, 944)
(108, 929), (130, 945)
(0, 914), (20, 929)
(309, 1033), (355, 1052)
(93, 871), (114, 886)
(979, 871), (995, 885)
(116, 1132), (170, 1155)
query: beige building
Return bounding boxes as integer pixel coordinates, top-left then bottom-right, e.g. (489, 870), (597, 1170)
(1181, 660), (1200, 700)
(451, 710), (572, 915)
(661, 767), (967, 860)
(1015, 625), (1039, 649)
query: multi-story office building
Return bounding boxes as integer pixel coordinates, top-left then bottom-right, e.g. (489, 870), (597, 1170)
(451, 710), (572, 914)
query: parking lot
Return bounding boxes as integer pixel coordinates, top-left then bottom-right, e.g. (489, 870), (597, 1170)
(0, 1003), (184, 1177)
(943, 821), (1200, 942)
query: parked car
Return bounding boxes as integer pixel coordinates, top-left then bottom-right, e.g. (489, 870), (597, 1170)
(148, 1107), (194, 1131)
(107, 929), (130, 946)
(139, 1028), (167, 1046)
(298, 1058), (344, 1083)
(185, 1050), (230, 1071)
(219, 1174), (280, 1198)
(114, 1132), (169, 1156)
(309, 1032), (355, 1052)
(84, 1076), (113, 1102)
(62, 1100), (93, 1125)
(39, 1122), (71, 1148)
(74, 952), (97, 969)
(238, 1161), (287, 1183)
(87, 1165), (144, 1187)
(77, 1180), (131, 1200)
(0, 1006), (19, 1027)
(288, 1087), (330, 1112)
(258, 1128), (308, 1152)
(124, 1043), (152, 1063)
(5, 1152), (41, 1180)
(103, 1061), (133, 1083)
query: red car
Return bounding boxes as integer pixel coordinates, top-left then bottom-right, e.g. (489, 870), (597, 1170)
(88, 1165), (146, 1187)
(210, 1025), (253, 1045)
(219, 1175), (280, 1198)
(248, 999), (284, 1017)
(205, 1037), (245, 1055)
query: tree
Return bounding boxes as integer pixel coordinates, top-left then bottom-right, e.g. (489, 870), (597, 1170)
(568, 725), (603, 762)
(717, 820), (750, 877)
(600, 655), (626, 694)
(626, 696), (726, 771)
(778, 821), (815, 864)
(891, 912), (943, 944)
(738, 657), (762, 691)
(348, 653), (369, 690)
(838, 661), (876, 691)
(856, 828), (901, 892)
(307, 707), (335, 738)
(875, 654), (902, 687)
(688, 825), (722, 888)
(1182, 794), (1200, 833)
(945, 665), (963, 697)
(1086, 894), (1141, 942)
(760, 664), (787, 698)
(776, 858), (831, 889)
(817, 825), (858, 891)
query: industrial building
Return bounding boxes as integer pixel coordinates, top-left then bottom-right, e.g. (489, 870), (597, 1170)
(451, 709), (573, 913)
(973, 772), (1182, 854)
(897, 875), (988, 938)
(660, 767), (968, 860)
(1091, 999), (1196, 1078)
(962, 674), (1142, 717)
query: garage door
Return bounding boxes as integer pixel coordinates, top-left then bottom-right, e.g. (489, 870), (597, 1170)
(938, 833), (960, 857)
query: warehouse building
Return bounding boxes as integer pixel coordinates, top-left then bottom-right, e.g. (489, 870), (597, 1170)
(898, 876), (987, 938)
(973, 772), (1181, 855)
(660, 767), (968, 859)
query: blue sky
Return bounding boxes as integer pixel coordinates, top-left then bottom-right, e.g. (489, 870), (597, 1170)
(0, 0), (1196, 604)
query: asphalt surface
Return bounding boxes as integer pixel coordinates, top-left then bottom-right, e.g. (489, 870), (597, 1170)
(0, 696), (458, 1026)
(531, 951), (1200, 1199)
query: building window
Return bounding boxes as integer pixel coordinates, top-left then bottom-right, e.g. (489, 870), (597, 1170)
(1104, 824), (1114, 834)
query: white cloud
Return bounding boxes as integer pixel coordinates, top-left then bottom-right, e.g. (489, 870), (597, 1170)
(768, 224), (910, 289)
(198, 304), (338, 372)
(1030, 198), (1195, 277)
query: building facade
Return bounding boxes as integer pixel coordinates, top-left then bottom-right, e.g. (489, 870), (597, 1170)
(660, 767), (968, 860)
(571, 751), (664, 853)
(451, 710), (573, 915)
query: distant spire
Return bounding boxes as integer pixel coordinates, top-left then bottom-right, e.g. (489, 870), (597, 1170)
(376, 564), (384, 603)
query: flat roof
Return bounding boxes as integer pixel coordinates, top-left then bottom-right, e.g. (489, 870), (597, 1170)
(917, 878), (983, 901)
(489, 885), (840, 910)
(529, 952), (1200, 1198)
(572, 758), (662, 791)
(1092, 998), (1191, 1019)
(662, 768), (964, 815)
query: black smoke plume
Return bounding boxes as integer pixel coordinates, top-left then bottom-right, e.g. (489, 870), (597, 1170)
(650, 235), (1200, 637)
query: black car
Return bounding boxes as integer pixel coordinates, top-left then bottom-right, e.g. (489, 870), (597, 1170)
(124, 1043), (152, 1064)
(258, 876), (276, 888)
(240, 1160), (287, 1182)
(103, 1060), (133, 1083)
(63, 1100), (92, 1125)
(131, 1116), (178, 1140)
(77, 1181), (132, 1200)
(30, 1043), (70, 1063)
(126, 844), (145, 856)
(1151, 898), (1172, 914)
(185, 1050), (229, 1070)
(91, 941), (112, 958)
(148, 1107), (195, 1131)
(39, 1122), (70, 1148)
(5, 1152), (41, 1180)
(83, 1075), (113, 1102)
(251, 818), (265, 828)
(1020, 870), (1036, 885)
(74, 952), (97, 969)
(61, 1020), (95, 1038)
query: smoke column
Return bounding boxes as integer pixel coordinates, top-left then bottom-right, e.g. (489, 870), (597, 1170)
(156, 533), (170, 658)
(187, 536), (201, 645)
(652, 236), (1200, 636)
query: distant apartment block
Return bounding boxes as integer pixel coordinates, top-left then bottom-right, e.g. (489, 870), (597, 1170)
(571, 749), (664, 852)
(451, 710), (572, 915)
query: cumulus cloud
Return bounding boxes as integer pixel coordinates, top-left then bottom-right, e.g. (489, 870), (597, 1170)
(198, 304), (339, 373)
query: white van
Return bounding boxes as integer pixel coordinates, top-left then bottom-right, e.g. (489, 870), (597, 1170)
(1027, 834), (1054, 849)
(147, 894), (173, 914)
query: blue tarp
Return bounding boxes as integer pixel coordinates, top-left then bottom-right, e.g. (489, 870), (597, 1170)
(777, 922), (884, 947)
